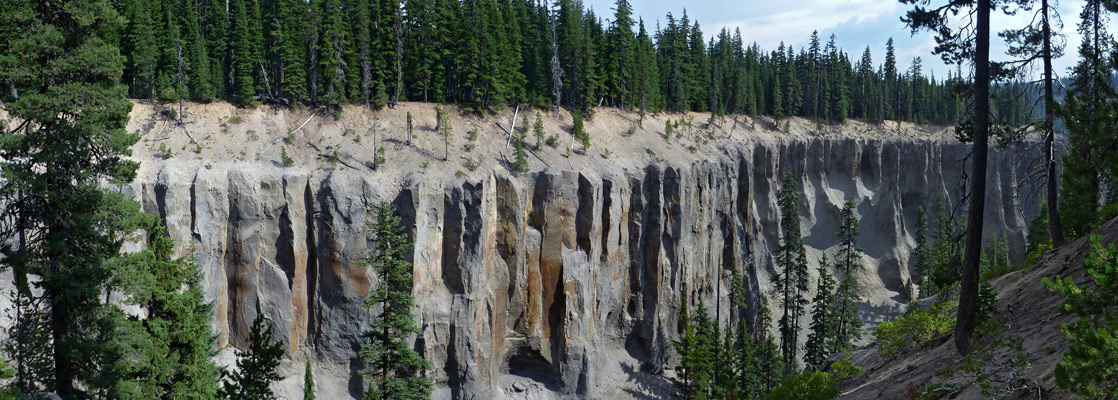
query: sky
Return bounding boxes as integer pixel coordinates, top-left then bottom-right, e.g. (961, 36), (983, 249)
(583, 0), (1086, 80)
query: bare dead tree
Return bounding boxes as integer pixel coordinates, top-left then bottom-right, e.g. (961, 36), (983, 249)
(548, 8), (563, 119)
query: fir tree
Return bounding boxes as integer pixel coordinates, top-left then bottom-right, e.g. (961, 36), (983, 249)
(304, 360), (316, 400)
(533, 111), (546, 149)
(117, 224), (222, 399)
(231, 0), (257, 102)
(360, 202), (432, 400)
(913, 205), (930, 290)
(834, 199), (864, 351)
(0, 356), (19, 400)
(278, 0), (310, 102)
(672, 298), (717, 400)
(319, 0), (349, 106)
(0, 0), (150, 395)
(774, 174), (809, 375)
(437, 105), (453, 161)
(1059, 0), (1115, 238)
(804, 254), (838, 370)
(1043, 236), (1118, 399)
(221, 315), (284, 400)
(755, 298), (785, 395)
(902, 0), (998, 356)
(513, 132), (530, 173)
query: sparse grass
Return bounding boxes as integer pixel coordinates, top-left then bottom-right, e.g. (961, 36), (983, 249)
(246, 130), (259, 141)
(228, 115), (243, 124)
(462, 156), (479, 171)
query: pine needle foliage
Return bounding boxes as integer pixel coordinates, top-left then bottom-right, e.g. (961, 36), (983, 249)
(360, 202), (432, 400)
(221, 315), (284, 400)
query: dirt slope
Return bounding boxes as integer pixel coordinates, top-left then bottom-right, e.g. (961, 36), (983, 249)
(840, 217), (1118, 399)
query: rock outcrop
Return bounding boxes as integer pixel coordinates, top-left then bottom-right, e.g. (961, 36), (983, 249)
(129, 134), (1041, 399)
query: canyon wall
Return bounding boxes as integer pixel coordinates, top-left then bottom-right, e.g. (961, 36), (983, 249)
(127, 133), (1041, 399)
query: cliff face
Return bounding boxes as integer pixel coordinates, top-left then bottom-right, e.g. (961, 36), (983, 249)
(129, 134), (1040, 399)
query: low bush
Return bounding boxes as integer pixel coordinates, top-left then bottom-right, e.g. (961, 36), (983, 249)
(768, 371), (839, 400)
(874, 301), (955, 359)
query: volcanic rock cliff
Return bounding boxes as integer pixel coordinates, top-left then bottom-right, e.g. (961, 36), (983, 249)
(118, 102), (1043, 399)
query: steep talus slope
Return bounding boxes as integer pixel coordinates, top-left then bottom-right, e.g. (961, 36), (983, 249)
(840, 217), (1118, 399)
(115, 102), (1043, 399)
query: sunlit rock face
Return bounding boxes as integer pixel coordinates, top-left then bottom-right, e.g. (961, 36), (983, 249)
(130, 136), (1039, 399)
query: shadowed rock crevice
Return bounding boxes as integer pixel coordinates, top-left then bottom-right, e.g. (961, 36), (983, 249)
(441, 189), (465, 295)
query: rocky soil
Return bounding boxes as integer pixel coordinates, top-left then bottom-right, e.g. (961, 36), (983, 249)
(53, 102), (1048, 398)
(840, 217), (1118, 399)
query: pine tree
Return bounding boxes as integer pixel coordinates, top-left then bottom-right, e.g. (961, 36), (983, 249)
(573, 111), (588, 149)
(319, 0), (349, 106)
(278, 0), (310, 102)
(755, 298), (785, 395)
(178, 0), (215, 100)
(117, 224), (221, 399)
(1000, 0), (1066, 246)
(221, 315), (284, 400)
(231, 0), (257, 102)
(0, 356), (19, 400)
(913, 205), (930, 290)
(883, 38), (898, 120)
(834, 199), (864, 351)
(437, 105), (453, 160)
(804, 254), (837, 370)
(124, 0), (160, 99)
(672, 298), (717, 400)
(607, 0), (636, 108)
(1043, 236), (1118, 399)
(513, 132), (530, 173)
(903, 0), (996, 356)
(533, 111), (545, 149)
(774, 173), (808, 375)
(304, 360), (316, 400)
(0, 0), (149, 395)
(1059, 0), (1115, 238)
(361, 202), (432, 400)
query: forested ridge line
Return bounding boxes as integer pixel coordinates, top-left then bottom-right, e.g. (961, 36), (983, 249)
(100, 0), (1034, 127)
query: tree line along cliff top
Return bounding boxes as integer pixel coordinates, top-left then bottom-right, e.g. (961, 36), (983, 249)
(112, 0), (1035, 127)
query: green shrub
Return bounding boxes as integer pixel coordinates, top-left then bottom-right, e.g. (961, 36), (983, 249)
(228, 115), (243, 124)
(1044, 235), (1118, 399)
(830, 359), (862, 381)
(768, 371), (840, 400)
(545, 135), (559, 148)
(874, 301), (955, 359)
(462, 157), (479, 172)
(1098, 202), (1118, 225)
(157, 142), (174, 159)
(1024, 242), (1052, 268)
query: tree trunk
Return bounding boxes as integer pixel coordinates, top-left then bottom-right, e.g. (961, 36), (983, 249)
(955, 0), (990, 356)
(51, 290), (73, 397)
(1042, 0), (1064, 246)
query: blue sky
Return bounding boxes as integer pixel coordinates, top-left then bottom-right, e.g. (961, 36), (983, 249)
(583, 0), (1084, 80)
